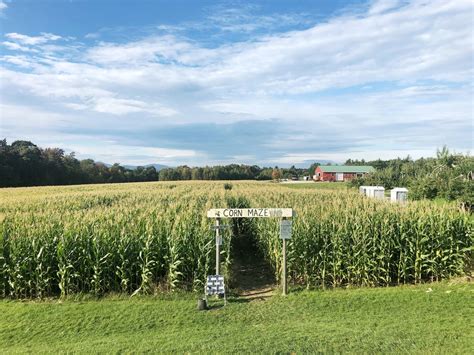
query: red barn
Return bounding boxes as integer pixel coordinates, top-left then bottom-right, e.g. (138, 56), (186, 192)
(313, 165), (375, 182)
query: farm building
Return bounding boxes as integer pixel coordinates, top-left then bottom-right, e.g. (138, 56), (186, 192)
(313, 165), (375, 182)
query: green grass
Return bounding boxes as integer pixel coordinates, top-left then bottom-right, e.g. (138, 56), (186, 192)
(1, 281), (473, 353)
(282, 181), (350, 190)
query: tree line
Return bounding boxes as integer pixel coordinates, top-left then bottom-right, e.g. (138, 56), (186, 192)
(0, 140), (158, 187)
(2, 139), (471, 206)
(0, 139), (314, 187)
(158, 164), (312, 181)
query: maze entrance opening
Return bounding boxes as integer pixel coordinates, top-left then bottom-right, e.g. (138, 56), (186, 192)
(207, 208), (293, 295)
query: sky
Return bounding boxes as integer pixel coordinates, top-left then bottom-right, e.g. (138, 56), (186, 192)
(0, 0), (473, 167)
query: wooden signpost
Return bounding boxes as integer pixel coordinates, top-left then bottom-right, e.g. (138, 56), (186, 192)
(207, 208), (293, 218)
(207, 208), (294, 295)
(279, 219), (292, 295)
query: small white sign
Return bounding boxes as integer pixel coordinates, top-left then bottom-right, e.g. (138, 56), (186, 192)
(206, 275), (225, 296)
(207, 208), (293, 218)
(280, 220), (292, 239)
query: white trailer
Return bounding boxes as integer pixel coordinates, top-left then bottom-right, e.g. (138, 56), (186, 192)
(359, 186), (370, 195)
(391, 188), (408, 203)
(366, 186), (385, 199)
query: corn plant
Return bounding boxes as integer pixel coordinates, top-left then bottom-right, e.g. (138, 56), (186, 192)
(0, 181), (471, 298)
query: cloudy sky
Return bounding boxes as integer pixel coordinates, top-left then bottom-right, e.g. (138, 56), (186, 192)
(0, 0), (472, 167)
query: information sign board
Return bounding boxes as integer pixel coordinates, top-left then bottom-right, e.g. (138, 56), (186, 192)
(207, 208), (293, 218)
(280, 220), (292, 239)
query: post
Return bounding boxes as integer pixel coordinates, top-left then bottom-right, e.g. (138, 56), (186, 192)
(282, 220), (287, 296)
(215, 217), (220, 275)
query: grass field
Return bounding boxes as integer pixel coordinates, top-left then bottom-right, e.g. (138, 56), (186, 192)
(1, 280), (473, 353)
(282, 181), (349, 190)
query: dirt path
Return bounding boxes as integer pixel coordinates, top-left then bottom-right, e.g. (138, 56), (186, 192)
(230, 251), (276, 300)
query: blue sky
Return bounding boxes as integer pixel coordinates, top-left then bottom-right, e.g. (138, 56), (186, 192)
(0, 0), (472, 167)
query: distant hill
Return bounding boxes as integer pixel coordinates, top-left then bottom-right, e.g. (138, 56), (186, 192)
(299, 160), (336, 168)
(270, 160), (336, 169)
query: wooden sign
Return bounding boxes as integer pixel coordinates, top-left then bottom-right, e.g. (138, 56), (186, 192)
(207, 208), (293, 218)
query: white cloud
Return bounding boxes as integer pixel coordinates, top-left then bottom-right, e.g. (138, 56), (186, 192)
(1, 67), (178, 117)
(0, 1), (7, 13)
(4, 0), (472, 97)
(0, 103), (76, 138)
(273, 149), (439, 164)
(85, 32), (100, 39)
(5, 32), (62, 45)
(86, 35), (193, 65)
(90, 97), (177, 116)
(204, 5), (311, 34)
(63, 102), (90, 111)
(1, 0), (472, 164)
(368, 0), (403, 15)
(2, 41), (37, 52)
(0, 55), (35, 68)
(73, 0), (472, 98)
(68, 143), (198, 165)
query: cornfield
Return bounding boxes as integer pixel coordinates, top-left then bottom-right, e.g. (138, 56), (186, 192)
(0, 181), (472, 298)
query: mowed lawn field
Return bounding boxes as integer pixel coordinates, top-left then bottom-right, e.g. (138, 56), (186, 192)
(1, 280), (473, 353)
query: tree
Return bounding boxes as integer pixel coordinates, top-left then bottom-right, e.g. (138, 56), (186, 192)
(144, 166), (158, 181)
(272, 167), (281, 181)
(180, 166), (192, 180)
(308, 162), (320, 177)
(257, 168), (273, 180)
(191, 167), (203, 180)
